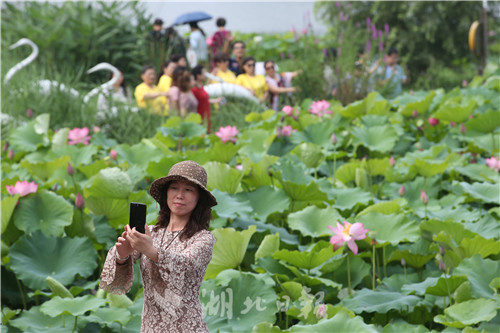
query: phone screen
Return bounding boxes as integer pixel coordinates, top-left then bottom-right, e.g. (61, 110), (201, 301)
(129, 202), (147, 233)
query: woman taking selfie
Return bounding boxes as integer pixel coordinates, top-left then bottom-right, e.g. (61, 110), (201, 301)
(100, 160), (217, 333)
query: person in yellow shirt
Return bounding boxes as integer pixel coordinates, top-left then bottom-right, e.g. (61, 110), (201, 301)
(134, 65), (168, 115)
(235, 57), (268, 103)
(210, 52), (236, 84)
(158, 54), (188, 92)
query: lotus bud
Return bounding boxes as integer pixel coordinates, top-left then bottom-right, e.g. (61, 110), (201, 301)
(93, 126), (101, 133)
(316, 303), (327, 318)
(409, 90), (414, 95)
(2, 141), (9, 153)
(8, 149), (14, 160)
(67, 163), (75, 176)
(110, 149), (117, 160)
(390, 156), (395, 166)
(469, 114), (474, 119)
(401, 258), (406, 266)
(450, 121), (456, 127)
(331, 133), (338, 145)
(75, 193), (85, 210)
(235, 164), (243, 170)
(420, 190), (429, 204)
(462, 80), (468, 87)
(460, 124), (466, 134)
(398, 185), (405, 196)
(428, 118), (439, 126)
(26, 109), (33, 118)
(440, 246), (445, 255)
(412, 110), (418, 117)
(439, 260), (446, 272)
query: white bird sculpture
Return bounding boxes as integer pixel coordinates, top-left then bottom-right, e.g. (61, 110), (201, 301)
(83, 62), (121, 104)
(204, 72), (259, 103)
(4, 38), (80, 98)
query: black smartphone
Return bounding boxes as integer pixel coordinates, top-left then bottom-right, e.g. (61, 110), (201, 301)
(129, 202), (147, 234)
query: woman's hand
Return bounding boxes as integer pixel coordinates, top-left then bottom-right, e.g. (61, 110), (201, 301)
(125, 225), (158, 262)
(115, 228), (133, 259)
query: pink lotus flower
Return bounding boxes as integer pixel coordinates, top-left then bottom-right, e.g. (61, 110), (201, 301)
(486, 157), (500, 172)
(462, 80), (468, 88)
(460, 124), (466, 134)
(328, 221), (369, 255)
(75, 193), (85, 209)
(93, 126), (101, 133)
(8, 149), (14, 160)
(68, 127), (91, 145)
(6, 180), (38, 197)
(428, 118), (439, 126)
(3, 141), (9, 153)
(282, 105), (294, 116)
(277, 125), (295, 137)
(110, 149), (117, 160)
(412, 110), (418, 117)
(215, 125), (238, 143)
(401, 258), (406, 266)
(26, 109), (33, 118)
(450, 121), (456, 127)
(309, 100), (332, 118)
(235, 164), (243, 170)
(389, 156), (395, 166)
(420, 190), (429, 204)
(398, 185), (405, 196)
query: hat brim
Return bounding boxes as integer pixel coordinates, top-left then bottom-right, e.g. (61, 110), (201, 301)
(150, 175), (217, 208)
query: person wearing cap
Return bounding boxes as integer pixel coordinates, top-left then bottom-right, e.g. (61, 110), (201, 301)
(100, 160), (217, 333)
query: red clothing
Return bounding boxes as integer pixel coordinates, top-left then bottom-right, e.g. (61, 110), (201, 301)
(191, 86), (211, 133)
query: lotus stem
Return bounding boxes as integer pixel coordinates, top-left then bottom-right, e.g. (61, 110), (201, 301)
(444, 268), (452, 305)
(372, 245), (376, 290)
(347, 254), (352, 296)
(382, 246), (387, 279)
(72, 316), (78, 333)
(15, 276), (27, 310)
(333, 146), (337, 185)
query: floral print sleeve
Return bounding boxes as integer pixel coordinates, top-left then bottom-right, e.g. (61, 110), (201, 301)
(99, 246), (141, 295)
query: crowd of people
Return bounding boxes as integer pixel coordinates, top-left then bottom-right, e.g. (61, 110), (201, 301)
(101, 16), (408, 132)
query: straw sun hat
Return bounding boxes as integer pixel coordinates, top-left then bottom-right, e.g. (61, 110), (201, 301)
(149, 160), (217, 207)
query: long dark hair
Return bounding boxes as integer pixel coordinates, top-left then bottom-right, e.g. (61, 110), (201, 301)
(154, 182), (212, 241)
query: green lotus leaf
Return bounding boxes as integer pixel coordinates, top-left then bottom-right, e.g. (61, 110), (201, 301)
(396, 91), (436, 116)
(241, 155), (279, 188)
(365, 92), (389, 115)
(382, 322), (431, 333)
(462, 132), (499, 153)
(279, 281), (303, 301)
(151, 130), (177, 150)
(454, 281), (472, 303)
(483, 75), (500, 91)
(78, 159), (108, 179)
(9, 114), (50, 152)
(146, 155), (183, 180)
(457, 181), (500, 204)
(327, 187), (373, 211)
(279, 180), (329, 211)
(85, 307), (132, 326)
(332, 253), (371, 288)
(340, 99), (366, 118)
(433, 99), (476, 123)
(107, 293), (134, 308)
(201, 271), (278, 333)
(232, 217), (298, 245)
(13, 190), (73, 237)
(85, 197), (129, 228)
(51, 128), (70, 146)
(412, 158), (449, 177)
(41, 295), (106, 317)
(465, 109), (500, 133)
(357, 212), (420, 246)
(426, 275), (468, 296)
(427, 206), (480, 223)
(291, 142), (325, 169)
(65, 208), (95, 238)
(252, 322), (283, 332)
(434, 298), (498, 329)
(455, 164), (498, 183)
(113, 142), (163, 168)
(45, 276), (73, 298)
(160, 118), (205, 138)
(238, 129), (274, 162)
(255, 233), (280, 262)
(84, 167), (132, 199)
(290, 118), (338, 146)
(19, 156), (70, 181)
(274, 157), (314, 185)
(357, 199), (406, 217)
(287, 205), (344, 238)
(204, 161), (243, 194)
(318, 253), (347, 274)
(291, 311), (377, 332)
(388, 239), (437, 268)
(489, 277), (500, 295)
(8, 306), (74, 332)
(341, 289), (421, 314)
(9, 232), (98, 290)
(420, 219), (477, 246)
(51, 144), (98, 166)
(207, 141), (240, 163)
(454, 255), (499, 299)
(211, 189), (252, 219)
(205, 225), (257, 279)
(241, 186), (290, 221)
(273, 242), (337, 271)
(351, 125), (398, 153)
(460, 235), (500, 258)
(1, 195), (19, 235)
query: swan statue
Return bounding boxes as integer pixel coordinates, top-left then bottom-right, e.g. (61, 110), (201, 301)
(4, 38), (80, 98)
(83, 62), (121, 104)
(203, 72), (259, 103)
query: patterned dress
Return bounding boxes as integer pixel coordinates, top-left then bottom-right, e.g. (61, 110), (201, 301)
(99, 226), (215, 333)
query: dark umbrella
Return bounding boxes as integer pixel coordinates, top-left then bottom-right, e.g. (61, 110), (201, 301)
(173, 11), (212, 26)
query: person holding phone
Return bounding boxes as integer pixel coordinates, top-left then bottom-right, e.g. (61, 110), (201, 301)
(99, 160), (217, 332)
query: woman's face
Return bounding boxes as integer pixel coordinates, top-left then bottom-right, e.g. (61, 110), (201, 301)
(264, 63), (275, 77)
(217, 58), (229, 71)
(167, 180), (199, 218)
(141, 68), (156, 86)
(243, 60), (255, 75)
(198, 69), (206, 83)
(178, 57), (188, 67)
